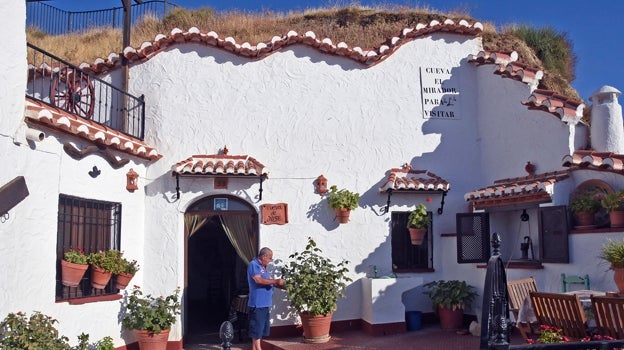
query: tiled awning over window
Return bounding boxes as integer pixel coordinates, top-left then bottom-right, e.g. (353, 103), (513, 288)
(172, 153), (267, 178)
(562, 150), (624, 173)
(379, 165), (450, 193)
(464, 171), (570, 210)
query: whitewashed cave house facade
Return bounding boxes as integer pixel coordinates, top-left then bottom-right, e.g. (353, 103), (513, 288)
(4, 1), (624, 347)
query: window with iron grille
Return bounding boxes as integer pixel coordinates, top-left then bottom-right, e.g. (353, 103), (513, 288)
(56, 194), (121, 301)
(391, 211), (433, 271)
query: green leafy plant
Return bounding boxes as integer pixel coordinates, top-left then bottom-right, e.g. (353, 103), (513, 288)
(281, 237), (352, 316)
(423, 280), (478, 311)
(122, 286), (181, 334)
(63, 248), (88, 265)
(600, 238), (624, 268)
(601, 190), (624, 212)
(74, 333), (114, 350)
(0, 311), (71, 349)
(407, 204), (429, 229)
(327, 185), (360, 210)
(88, 250), (123, 273)
(120, 258), (140, 275)
(569, 192), (601, 213)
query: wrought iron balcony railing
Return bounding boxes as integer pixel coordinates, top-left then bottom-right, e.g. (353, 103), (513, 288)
(26, 43), (145, 140)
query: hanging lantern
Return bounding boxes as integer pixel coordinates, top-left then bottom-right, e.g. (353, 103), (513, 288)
(126, 168), (139, 192)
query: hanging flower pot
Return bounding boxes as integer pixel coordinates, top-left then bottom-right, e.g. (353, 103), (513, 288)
(115, 272), (135, 290)
(334, 208), (351, 224)
(61, 260), (88, 287)
(91, 266), (113, 289)
(408, 227), (427, 245)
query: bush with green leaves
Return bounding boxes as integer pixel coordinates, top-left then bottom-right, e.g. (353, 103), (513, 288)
(600, 238), (624, 268)
(0, 311), (70, 349)
(122, 286), (181, 334)
(423, 280), (478, 311)
(0, 311), (115, 350)
(407, 204), (429, 229)
(281, 237), (352, 316)
(327, 185), (360, 210)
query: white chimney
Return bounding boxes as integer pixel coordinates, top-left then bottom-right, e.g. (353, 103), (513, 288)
(590, 85), (623, 153)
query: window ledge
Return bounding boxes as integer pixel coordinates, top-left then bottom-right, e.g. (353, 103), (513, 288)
(393, 268), (435, 273)
(570, 227), (624, 234)
(477, 261), (543, 269)
(60, 293), (123, 305)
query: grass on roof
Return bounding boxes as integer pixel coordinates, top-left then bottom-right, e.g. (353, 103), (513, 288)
(25, 5), (580, 101)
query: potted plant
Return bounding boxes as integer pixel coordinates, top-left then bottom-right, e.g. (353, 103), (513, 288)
(600, 238), (624, 293)
(407, 204), (429, 245)
(61, 247), (89, 287)
(569, 192), (600, 227)
(281, 237), (352, 343)
(327, 185), (360, 223)
(122, 285), (181, 350)
(601, 190), (624, 228)
(87, 249), (123, 289)
(115, 257), (139, 290)
(423, 280), (478, 331)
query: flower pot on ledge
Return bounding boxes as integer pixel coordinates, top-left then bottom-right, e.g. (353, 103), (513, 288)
(115, 272), (135, 290)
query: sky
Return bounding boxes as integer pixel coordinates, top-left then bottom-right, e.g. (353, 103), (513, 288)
(46, 0), (623, 103)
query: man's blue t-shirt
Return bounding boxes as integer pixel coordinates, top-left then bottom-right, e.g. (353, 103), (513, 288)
(247, 258), (273, 308)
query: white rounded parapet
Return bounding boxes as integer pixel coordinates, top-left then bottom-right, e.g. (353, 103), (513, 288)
(361, 276), (424, 325)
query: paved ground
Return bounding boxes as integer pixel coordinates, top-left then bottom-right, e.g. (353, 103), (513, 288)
(183, 325), (524, 350)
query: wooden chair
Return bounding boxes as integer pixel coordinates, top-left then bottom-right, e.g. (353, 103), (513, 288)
(561, 273), (590, 292)
(507, 277), (537, 339)
(529, 291), (588, 340)
(591, 295), (624, 339)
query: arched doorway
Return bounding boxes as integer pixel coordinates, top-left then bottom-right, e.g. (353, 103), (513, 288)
(184, 195), (258, 337)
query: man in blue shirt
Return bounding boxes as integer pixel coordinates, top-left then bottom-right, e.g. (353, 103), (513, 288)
(247, 247), (284, 350)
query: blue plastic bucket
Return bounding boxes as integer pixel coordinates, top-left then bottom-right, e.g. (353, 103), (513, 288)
(405, 311), (422, 331)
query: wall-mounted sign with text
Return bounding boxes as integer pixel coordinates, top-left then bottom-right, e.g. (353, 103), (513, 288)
(420, 66), (460, 120)
(261, 203), (288, 225)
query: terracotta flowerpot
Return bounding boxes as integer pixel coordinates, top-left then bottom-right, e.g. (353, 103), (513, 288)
(61, 260), (88, 287)
(334, 208), (351, 224)
(135, 328), (170, 350)
(115, 272), (135, 290)
(300, 312), (332, 343)
(610, 211), (624, 228)
(90, 266), (112, 289)
(437, 306), (464, 331)
(613, 266), (624, 293)
(408, 227), (426, 245)
(573, 211), (595, 228)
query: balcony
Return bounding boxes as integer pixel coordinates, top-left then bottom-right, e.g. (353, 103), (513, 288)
(26, 42), (145, 140)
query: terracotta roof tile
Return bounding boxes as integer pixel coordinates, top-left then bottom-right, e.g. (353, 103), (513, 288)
(464, 170), (570, 209)
(23, 97), (162, 161)
(522, 89), (585, 124)
(562, 150), (624, 173)
(78, 20), (483, 74)
(379, 164), (450, 192)
(173, 154), (267, 177)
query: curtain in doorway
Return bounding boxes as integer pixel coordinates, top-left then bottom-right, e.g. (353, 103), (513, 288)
(219, 215), (255, 264)
(184, 214), (208, 237)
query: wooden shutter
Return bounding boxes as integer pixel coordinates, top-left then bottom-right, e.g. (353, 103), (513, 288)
(538, 205), (569, 263)
(456, 212), (490, 263)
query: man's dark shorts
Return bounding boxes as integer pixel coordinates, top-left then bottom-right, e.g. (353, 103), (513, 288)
(248, 306), (270, 339)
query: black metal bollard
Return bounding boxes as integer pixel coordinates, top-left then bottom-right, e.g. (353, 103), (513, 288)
(220, 320), (234, 350)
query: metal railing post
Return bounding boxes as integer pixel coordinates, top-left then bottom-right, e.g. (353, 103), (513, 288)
(219, 321), (234, 350)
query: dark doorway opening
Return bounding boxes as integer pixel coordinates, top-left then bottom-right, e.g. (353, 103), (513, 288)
(186, 216), (248, 335)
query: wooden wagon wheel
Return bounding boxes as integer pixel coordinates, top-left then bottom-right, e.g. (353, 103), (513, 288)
(51, 67), (95, 118)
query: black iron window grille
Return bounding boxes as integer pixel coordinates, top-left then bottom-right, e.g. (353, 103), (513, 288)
(391, 211), (433, 271)
(56, 194), (121, 302)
